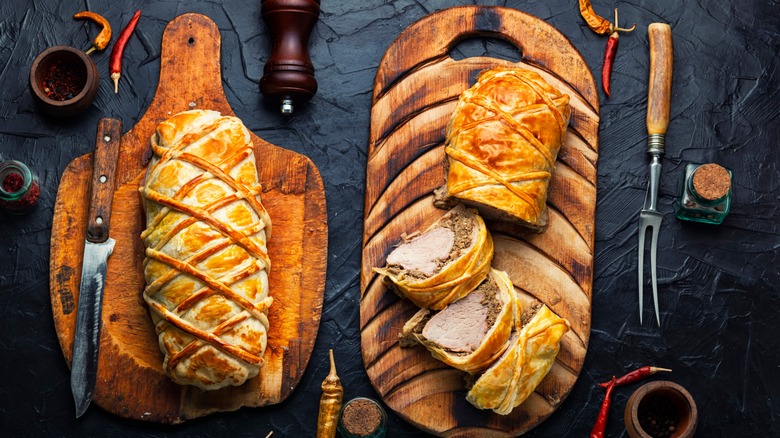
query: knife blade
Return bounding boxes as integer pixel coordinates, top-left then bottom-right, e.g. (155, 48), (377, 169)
(71, 118), (122, 418)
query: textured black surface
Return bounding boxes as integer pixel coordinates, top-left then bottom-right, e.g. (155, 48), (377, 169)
(1, 1), (779, 437)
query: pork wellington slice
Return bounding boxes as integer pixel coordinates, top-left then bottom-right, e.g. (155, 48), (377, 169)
(399, 269), (516, 374)
(465, 302), (570, 415)
(374, 204), (493, 310)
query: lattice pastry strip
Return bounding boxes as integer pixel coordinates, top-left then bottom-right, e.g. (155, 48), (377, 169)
(140, 110), (272, 390)
(440, 67), (571, 231)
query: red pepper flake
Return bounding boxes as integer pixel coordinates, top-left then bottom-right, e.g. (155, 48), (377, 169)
(42, 60), (86, 101)
(598, 365), (672, 388)
(0, 170), (40, 213)
(3, 172), (24, 193)
(590, 376), (616, 438)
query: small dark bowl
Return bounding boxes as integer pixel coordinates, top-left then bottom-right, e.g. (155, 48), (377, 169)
(30, 45), (99, 117)
(625, 380), (698, 438)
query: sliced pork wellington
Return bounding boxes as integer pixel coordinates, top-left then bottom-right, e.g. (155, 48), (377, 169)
(399, 269), (517, 374)
(465, 303), (570, 415)
(374, 204), (493, 310)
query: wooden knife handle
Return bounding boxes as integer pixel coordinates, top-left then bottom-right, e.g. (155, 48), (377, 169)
(647, 23), (673, 136)
(86, 118), (122, 243)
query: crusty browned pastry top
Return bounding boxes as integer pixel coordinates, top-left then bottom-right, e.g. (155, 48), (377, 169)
(443, 67), (571, 230)
(140, 109), (272, 390)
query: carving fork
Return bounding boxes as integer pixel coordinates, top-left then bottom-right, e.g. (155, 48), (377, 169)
(638, 23), (673, 326)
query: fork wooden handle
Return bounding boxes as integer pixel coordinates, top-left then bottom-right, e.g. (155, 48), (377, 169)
(647, 23), (673, 136)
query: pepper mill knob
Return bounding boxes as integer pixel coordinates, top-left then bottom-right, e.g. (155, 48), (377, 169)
(259, 0), (320, 114)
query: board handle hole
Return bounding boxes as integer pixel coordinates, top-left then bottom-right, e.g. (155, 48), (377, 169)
(188, 37), (196, 45)
(449, 36), (523, 65)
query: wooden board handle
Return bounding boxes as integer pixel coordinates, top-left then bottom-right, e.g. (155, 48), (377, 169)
(86, 118), (122, 243)
(646, 23), (673, 137)
(373, 6), (599, 111)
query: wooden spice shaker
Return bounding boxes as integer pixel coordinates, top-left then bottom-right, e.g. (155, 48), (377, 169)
(259, 0), (320, 114)
(316, 349), (343, 438)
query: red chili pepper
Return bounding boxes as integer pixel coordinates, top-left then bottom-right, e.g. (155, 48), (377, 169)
(109, 9), (141, 94)
(598, 365), (672, 388)
(600, 8), (635, 98)
(590, 376), (616, 438)
(601, 32), (618, 98)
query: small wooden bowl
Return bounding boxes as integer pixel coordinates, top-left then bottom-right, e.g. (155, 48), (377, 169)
(29, 45), (99, 117)
(624, 380), (698, 438)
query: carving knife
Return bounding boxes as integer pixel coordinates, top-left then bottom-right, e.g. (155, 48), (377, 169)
(71, 118), (122, 418)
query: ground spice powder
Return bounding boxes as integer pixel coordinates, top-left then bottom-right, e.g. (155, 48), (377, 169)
(341, 399), (381, 437)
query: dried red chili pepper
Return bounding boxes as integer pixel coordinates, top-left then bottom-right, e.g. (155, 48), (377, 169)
(579, 3), (635, 98)
(600, 9), (635, 98)
(602, 33), (618, 98)
(598, 365), (672, 388)
(110, 9), (141, 94)
(590, 376), (616, 438)
(73, 11), (112, 54)
(578, 0), (613, 36)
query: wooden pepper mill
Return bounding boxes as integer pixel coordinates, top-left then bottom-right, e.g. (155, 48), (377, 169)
(259, 0), (320, 114)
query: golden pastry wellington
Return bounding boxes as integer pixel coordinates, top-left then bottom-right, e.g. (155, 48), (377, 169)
(466, 304), (570, 415)
(373, 204), (493, 310)
(441, 67), (571, 231)
(140, 109), (273, 390)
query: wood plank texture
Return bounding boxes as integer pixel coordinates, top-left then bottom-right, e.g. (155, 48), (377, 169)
(360, 6), (598, 436)
(49, 13), (327, 424)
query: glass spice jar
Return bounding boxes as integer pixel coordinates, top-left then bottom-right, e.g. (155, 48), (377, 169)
(674, 162), (732, 225)
(0, 160), (41, 214)
(337, 397), (387, 438)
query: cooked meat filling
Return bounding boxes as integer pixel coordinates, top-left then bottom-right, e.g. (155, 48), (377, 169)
(420, 277), (501, 355)
(385, 212), (475, 278)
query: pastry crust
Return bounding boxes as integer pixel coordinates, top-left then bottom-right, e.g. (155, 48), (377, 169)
(140, 109), (272, 390)
(441, 67), (571, 231)
(465, 304), (570, 415)
(374, 205), (493, 310)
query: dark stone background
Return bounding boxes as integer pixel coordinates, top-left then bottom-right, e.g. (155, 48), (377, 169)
(1, 1), (778, 436)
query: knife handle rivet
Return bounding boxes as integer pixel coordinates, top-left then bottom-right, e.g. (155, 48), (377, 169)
(95, 216), (103, 224)
(103, 135), (111, 142)
(100, 175), (107, 183)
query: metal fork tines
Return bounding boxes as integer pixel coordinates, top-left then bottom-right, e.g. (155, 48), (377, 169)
(638, 209), (662, 326)
(637, 140), (664, 326)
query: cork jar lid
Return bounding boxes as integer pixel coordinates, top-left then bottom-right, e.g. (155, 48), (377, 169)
(692, 163), (730, 201)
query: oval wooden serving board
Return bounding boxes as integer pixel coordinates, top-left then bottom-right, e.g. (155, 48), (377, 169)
(360, 6), (598, 436)
(49, 14), (327, 424)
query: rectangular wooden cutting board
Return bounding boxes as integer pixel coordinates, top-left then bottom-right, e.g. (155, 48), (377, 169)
(49, 13), (327, 423)
(360, 6), (598, 436)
